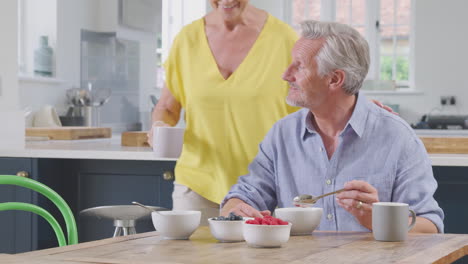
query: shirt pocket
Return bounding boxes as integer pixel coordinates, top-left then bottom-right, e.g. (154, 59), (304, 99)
(351, 172), (394, 202)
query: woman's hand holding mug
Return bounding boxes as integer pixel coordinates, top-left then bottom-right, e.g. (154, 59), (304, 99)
(147, 121), (170, 147)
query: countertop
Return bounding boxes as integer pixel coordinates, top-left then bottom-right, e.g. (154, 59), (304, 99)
(0, 134), (468, 165)
(0, 136), (176, 161)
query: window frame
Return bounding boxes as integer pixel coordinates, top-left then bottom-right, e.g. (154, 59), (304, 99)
(287, 0), (415, 90)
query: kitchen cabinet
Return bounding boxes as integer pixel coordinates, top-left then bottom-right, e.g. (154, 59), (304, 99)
(0, 157), (176, 252)
(69, 159), (175, 242)
(0, 158), (35, 254)
(433, 166), (468, 234)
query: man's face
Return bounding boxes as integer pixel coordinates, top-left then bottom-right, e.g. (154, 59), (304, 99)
(209, 0), (249, 21)
(283, 38), (330, 109)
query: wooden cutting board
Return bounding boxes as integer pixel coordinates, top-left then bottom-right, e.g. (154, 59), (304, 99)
(121, 131), (150, 147)
(26, 127), (112, 140)
(420, 136), (468, 154)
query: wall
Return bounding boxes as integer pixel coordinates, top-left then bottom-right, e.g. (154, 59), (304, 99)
(0, 0), (24, 149)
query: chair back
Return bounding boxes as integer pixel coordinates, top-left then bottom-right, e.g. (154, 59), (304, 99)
(0, 175), (78, 246)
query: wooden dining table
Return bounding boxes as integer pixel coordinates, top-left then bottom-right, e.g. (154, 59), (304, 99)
(3, 227), (468, 264)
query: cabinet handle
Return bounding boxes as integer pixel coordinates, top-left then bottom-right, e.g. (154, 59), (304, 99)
(163, 171), (174, 181)
(16, 171), (29, 178)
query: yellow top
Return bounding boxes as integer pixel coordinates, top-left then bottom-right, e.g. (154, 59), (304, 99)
(164, 14), (299, 203)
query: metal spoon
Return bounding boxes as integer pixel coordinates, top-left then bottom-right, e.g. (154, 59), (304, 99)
(293, 188), (345, 206)
(132, 201), (160, 214)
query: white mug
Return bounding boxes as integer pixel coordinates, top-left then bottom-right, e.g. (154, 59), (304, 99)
(152, 126), (185, 158)
(372, 202), (416, 242)
(33, 105), (62, 127)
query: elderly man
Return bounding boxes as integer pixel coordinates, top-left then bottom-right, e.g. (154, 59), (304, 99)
(220, 20), (444, 233)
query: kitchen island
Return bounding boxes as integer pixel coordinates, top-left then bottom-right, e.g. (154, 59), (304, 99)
(1, 135), (468, 254)
(0, 136), (177, 254)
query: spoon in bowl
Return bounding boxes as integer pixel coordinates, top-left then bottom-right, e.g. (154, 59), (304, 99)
(293, 188), (345, 207)
(132, 201), (160, 214)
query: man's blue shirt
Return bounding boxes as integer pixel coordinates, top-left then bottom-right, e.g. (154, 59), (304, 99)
(224, 93), (444, 232)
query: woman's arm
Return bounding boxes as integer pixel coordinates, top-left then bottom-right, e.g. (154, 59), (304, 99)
(147, 83), (182, 146)
(152, 83), (182, 126)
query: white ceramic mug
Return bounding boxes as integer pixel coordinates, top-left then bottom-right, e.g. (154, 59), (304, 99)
(152, 126), (185, 158)
(372, 202), (416, 242)
(33, 105), (62, 127)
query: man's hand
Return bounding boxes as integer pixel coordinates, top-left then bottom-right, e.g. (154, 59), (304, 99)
(336, 180), (379, 230)
(220, 198), (271, 218)
(371, 99), (399, 115)
(147, 121), (170, 147)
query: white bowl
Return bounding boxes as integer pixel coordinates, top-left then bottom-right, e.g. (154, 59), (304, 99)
(208, 218), (244, 242)
(242, 222), (292, 248)
(274, 207), (322, 235)
(152, 210), (201, 239)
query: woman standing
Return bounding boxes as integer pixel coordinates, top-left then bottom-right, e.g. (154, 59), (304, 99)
(148, 0), (298, 223)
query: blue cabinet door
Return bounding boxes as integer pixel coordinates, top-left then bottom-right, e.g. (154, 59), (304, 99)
(433, 166), (468, 234)
(0, 158), (36, 253)
(73, 160), (176, 242)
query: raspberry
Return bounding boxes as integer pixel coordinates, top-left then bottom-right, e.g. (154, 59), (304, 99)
(246, 219), (260, 224)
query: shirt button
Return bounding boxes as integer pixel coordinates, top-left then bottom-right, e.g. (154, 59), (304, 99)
(326, 179), (332, 185)
(320, 147), (324, 152)
(327, 213), (333, 220)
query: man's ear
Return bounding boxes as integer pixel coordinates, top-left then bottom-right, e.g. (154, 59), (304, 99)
(328, 69), (346, 92)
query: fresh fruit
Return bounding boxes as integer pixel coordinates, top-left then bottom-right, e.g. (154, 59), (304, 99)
(212, 212), (243, 221)
(245, 216), (288, 225)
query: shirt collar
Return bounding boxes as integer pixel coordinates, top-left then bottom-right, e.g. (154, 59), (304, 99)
(302, 92), (369, 139)
(345, 92), (368, 138)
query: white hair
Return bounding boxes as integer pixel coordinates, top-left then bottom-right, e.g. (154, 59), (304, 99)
(300, 20), (370, 95)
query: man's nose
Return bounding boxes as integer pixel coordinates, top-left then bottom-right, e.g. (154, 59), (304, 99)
(282, 66), (294, 82)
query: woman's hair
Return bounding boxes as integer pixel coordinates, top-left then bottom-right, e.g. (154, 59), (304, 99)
(300, 20), (370, 95)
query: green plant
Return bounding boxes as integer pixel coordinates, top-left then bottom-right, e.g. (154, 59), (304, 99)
(380, 56), (409, 81)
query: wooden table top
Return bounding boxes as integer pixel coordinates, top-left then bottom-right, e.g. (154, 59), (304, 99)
(5, 227), (468, 264)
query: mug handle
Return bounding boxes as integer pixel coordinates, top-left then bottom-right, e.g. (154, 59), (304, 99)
(408, 209), (416, 231)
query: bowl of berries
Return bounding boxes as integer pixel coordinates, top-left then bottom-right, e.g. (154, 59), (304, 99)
(208, 212), (245, 242)
(243, 216), (292, 248)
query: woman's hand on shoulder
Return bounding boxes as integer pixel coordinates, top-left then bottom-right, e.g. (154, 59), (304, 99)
(371, 99), (399, 115)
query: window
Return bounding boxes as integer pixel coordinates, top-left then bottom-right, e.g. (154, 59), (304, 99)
(290, 0), (413, 89)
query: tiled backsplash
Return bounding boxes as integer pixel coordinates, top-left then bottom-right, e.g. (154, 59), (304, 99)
(81, 30), (141, 132)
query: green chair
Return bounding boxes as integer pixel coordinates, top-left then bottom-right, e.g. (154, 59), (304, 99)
(0, 175), (78, 246)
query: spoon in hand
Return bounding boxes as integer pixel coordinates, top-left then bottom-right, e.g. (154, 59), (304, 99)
(132, 201), (160, 214)
(293, 188), (345, 206)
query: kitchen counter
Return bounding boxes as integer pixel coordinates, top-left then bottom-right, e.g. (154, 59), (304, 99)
(0, 135), (468, 165)
(0, 136), (176, 161)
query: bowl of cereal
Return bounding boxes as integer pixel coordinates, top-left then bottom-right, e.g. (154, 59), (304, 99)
(208, 212), (245, 242)
(243, 216), (292, 248)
